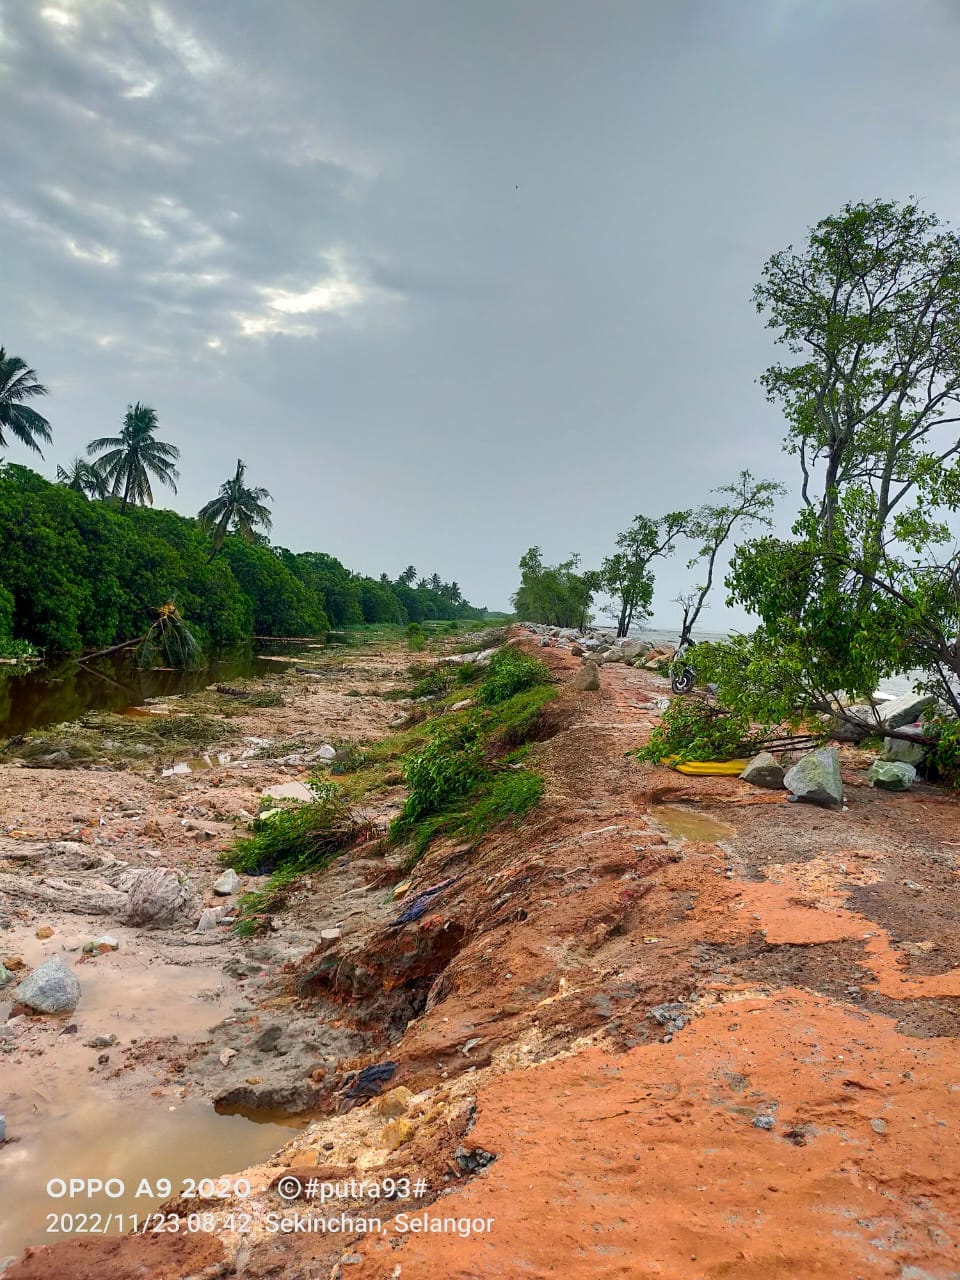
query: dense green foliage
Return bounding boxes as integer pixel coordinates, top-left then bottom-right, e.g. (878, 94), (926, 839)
(512, 547), (597, 627)
(636, 695), (760, 764)
(476, 647), (551, 705)
(600, 511), (690, 637)
(0, 464), (488, 653)
(389, 650), (555, 861)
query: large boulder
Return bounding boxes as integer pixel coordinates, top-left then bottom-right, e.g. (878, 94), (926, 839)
(571, 661), (600, 692)
(783, 748), (843, 809)
(739, 751), (785, 790)
(879, 693), (936, 731)
(602, 649), (625, 663)
(213, 868), (241, 896)
(829, 704), (880, 743)
(882, 725), (926, 766)
(123, 867), (201, 927)
(619, 639), (649, 660)
(15, 955), (81, 1014)
(867, 760), (917, 791)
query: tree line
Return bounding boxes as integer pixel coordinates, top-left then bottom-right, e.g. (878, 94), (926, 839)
(0, 358), (487, 653)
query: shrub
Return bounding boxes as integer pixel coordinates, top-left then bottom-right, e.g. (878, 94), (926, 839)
(477, 648), (550, 706)
(393, 720), (484, 829)
(227, 781), (362, 876)
(636, 695), (759, 764)
(406, 622), (426, 653)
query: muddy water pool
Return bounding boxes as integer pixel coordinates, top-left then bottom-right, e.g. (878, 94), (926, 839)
(649, 804), (735, 843)
(0, 927), (303, 1259)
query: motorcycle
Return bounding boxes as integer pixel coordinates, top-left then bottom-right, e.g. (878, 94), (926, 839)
(669, 636), (697, 695)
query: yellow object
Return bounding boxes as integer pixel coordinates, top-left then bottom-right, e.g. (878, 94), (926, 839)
(663, 756), (751, 776)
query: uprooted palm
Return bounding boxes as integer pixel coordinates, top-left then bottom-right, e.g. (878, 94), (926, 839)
(87, 403), (180, 513)
(198, 458), (273, 561)
(0, 346), (52, 457)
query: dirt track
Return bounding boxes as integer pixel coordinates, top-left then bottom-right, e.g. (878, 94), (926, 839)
(8, 635), (960, 1278)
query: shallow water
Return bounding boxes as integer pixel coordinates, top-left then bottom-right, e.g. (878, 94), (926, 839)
(0, 1091), (300, 1258)
(0, 649), (293, 739)
(0, 930), (305, 1258)
(649, 805), (735, 843)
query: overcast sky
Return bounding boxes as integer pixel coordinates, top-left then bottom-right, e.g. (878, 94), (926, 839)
(3, 0), (960, 625)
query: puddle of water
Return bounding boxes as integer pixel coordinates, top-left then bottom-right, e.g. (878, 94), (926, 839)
(650, 805), (735, 843)
(0, 934), (303, 1258)
(0, 1091), (299, 1258)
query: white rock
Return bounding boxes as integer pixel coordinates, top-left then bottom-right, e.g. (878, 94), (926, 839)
(213, 869), (241, 896)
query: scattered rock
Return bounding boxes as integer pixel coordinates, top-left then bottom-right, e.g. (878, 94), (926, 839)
(739, 751), (785, 790)
(34, 926), (54, 940)
(753, 1114), (776, 1131)
(870, 1117), (887, 1134)
(196, 906), (225, 933)
(448, 699), (473, 712)
(867, 760), (916, 791)
(82, 936), (118, 954)
(571, 661), (601, 692)
(123, 867), (201, 927)
(376, 1087), (413, 1118)
(783, 748), (843, 809)
(316, 744), (337, 760)
(85, 1033), (117, 1048)
(213, 869), (241, 896)
(570, 643), (584, 657)
(381, 1117), (415, 1150)
(0, 964), (13, 987)
(219, 1048), (238, 1066)
(15, 955), (81, 1014)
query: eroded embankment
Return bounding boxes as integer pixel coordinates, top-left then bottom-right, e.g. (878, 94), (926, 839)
(8, 635), (960, 1279)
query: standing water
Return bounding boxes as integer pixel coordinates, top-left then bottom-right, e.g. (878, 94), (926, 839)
(0, 649), (292, 739)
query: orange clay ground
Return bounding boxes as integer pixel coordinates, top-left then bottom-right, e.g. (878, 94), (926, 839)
(9, 634), (960, 1279)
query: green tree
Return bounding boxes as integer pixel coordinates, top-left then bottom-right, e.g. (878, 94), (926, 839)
(87, 403), (180, 513)
(198, 458), (273, 561)
(600, 511), (690, 637)
(0, 347), (52, 457)
(398, 564), (418, 586)
(512, 547), (597, 628)
(755, 198), (960, 570)
(677, 471), (784, 646)
(56, 457), (108, 499)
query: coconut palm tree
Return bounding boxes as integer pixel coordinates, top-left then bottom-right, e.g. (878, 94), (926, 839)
(0, 347), (52, 457)
(198, 458), (273, 561)
(56, 457), (108, 499)
(87, 403), (180, 513)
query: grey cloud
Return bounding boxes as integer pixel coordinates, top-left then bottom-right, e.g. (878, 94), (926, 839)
(3, 0), (960, 619)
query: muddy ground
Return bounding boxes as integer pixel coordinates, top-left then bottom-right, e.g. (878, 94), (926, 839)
(5, 632), (960, 1279)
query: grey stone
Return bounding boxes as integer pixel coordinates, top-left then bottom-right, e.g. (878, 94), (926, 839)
(123, 866), (201, 927)
(15, 955), (81, 1014)
(870, 1117), (887, 1134)
(602, 648), (624, 663)
(571, 661), (600, 692)
(783, 748), (843, 808)
(753, 1114), (776, 1131)
(0, 1115), (5, 1142)
(196, 906), (225, 933)
(316, 744), (336, 760)
(618, 639), (649, 660)
(739, 751), (785, 790)
(0, 963), (13, 987)
(867, 760), (916, 791)
(830, 704), (880, 742)
(213, 869), (241, 896)
(879, 692), (936, 731)
(882, 727), (926, 766)
(85, 1033), (117, 1048)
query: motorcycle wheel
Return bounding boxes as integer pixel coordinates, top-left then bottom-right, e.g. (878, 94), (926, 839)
(670, 665), (696, 695)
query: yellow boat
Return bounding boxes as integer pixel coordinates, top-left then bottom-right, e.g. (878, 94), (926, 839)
(662, 756), (751, 776)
